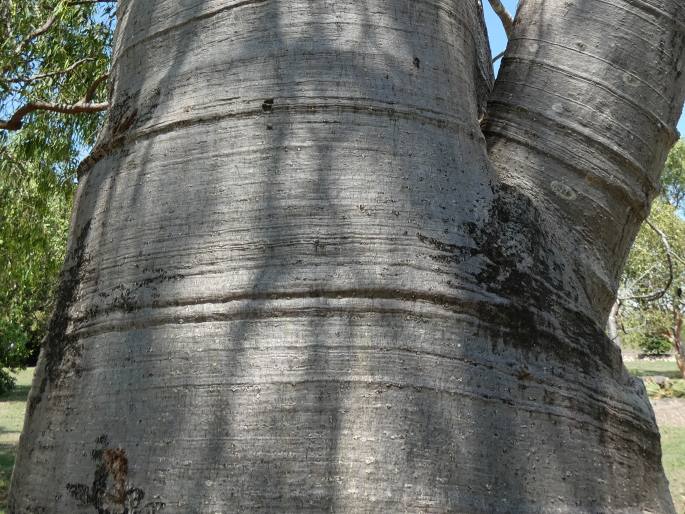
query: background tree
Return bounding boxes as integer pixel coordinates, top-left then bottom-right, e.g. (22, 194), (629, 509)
(618, 150), (685, 375)
(662, 139), (685, 212)
(6, 0), (685, 512)
(0, 1), (113, 392)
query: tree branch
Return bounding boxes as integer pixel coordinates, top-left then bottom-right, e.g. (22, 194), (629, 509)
(14, 1), (115, 56)
(487, 0), (514, 38)
(19, 58), (96, 84)
(0, 100), (108, 131)
(1, 70), (110, 131)
(15, 11), (60, 54)
(84, 73), (108, 102)
(620, 219), (675, 302)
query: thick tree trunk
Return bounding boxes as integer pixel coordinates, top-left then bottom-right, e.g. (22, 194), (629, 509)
(10, 0), (685, 512)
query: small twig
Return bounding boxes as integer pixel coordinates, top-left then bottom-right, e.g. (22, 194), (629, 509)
(16, 11), (60, 54)
(19, 58), (96, 84)
(487, 0), (514, 38)
(620, 219), (675, 302)
(624, 263), (659, 295)
(492, 50), (506, 63)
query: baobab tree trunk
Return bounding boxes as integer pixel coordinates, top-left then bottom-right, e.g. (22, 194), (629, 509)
(10, 0), (685, 512)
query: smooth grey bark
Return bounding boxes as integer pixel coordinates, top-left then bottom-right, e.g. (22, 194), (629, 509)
(607, 300), (623, 348)
(9, 0), (685, 512)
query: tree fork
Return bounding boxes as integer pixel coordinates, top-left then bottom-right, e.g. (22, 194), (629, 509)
(10, 0), (685, 512)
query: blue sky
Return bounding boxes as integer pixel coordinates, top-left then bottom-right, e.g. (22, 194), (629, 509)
(482, 0), (685, 136)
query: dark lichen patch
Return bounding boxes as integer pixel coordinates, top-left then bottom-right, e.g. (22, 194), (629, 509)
(462, 183), (623, 374)
(464, 183), (566, 309)
(25, 371), (47, 419)
(43, 220), (92, 385)
(72, 269), (186, 324)
(135, 268), (184, 289)
(416, 232), (478, 264)
(67, 436), (165, 514)
(111, 288), (138, 314)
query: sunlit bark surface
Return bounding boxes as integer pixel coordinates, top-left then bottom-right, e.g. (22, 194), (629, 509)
(10, 0), (685, 512)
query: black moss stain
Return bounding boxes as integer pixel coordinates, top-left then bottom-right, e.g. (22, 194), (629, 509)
(26, 221), (92, 419)
(416, 232), (478, 265)
(464, 183), (567, 306)
(43, 220), (92, 381)
(67, 435), (165, 514)
(76, 268), (185, 322)
(415, 183), (623, 375)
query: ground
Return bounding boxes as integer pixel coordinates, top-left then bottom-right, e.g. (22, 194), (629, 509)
(0, 364), (684, 513)
(632, 360), (685, 513)
(0, 367), (32, 513)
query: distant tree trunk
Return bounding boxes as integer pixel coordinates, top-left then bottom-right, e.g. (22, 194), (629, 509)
(607, 300), (623, 348)
(10, 0), (685, 512)
(669, 308), (685, 378)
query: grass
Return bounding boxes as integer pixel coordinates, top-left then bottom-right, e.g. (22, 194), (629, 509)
(625, 359), (683, 379)
(627, 359), (685, 512)
(663, 426), (685, 513)
(0, 365), (683, 512)
(0, 368), (33, 514)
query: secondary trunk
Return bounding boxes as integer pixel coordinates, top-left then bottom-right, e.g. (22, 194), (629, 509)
(10, 0), (685, 512)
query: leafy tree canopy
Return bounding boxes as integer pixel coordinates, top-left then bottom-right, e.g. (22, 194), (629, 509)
(620, 170), (685, 366)
(662, 138), (685, 212)
(0, 0), (114, 392)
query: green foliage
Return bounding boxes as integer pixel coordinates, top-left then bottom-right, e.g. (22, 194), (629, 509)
(644, 381), (662, 398)
(0, 157), (74, 372)
(1, 1), (114, 169)
(0, 1), (114, 384)
(672, 379), (685, 398)
(634, 334), (674, 355)
(662, 139), (685, 211)
(641, 378), (685, 399)
(0, 371), (15, 396)
(620, 195), (685, 357)
(626, 359), (683, 379)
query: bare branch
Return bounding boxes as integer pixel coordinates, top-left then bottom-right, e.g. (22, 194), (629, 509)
(0, 70), (110, 131)
(84, 73), (108, 102)
(620, 219), (675, 302)
(487, 0), (514, 38)
(0, 101), (108, 131)
(492, 50), (506, 63)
